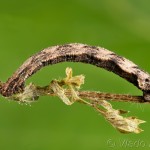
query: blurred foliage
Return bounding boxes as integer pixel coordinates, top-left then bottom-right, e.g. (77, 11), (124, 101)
(0, 0), (150, 149)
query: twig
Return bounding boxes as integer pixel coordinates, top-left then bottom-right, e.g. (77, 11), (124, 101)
(77, 91), (146, 103)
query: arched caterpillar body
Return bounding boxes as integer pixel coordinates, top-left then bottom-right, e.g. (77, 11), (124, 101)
(0, 43), (150, 100)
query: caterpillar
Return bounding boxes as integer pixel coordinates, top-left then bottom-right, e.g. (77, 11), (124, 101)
(0, 43), (150, 100)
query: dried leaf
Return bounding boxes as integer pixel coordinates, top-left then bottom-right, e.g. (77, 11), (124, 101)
(64, 67), (85, 88)
(94, 100), (145, 134)
(50, 68), (85, 105)
(10, 83), (39, 103)
(50, 81), (72, 105)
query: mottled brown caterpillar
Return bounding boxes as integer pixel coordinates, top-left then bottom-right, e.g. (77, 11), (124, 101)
(0, 43), (150, 100)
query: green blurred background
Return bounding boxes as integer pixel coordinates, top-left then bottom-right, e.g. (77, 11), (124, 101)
(0, 0), (150, 149)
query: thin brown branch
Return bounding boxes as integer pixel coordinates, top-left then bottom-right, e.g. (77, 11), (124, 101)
(77, 91), (146, 103)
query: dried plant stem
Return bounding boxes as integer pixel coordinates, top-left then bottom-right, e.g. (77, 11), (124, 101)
(32, 83), (145, 103)
(77, 91), (146, 103)
(6, 67), (146, 134)
(31, 83), (146, 104)
(36, 89), (146, 103)
(8, 81), (147, 104)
